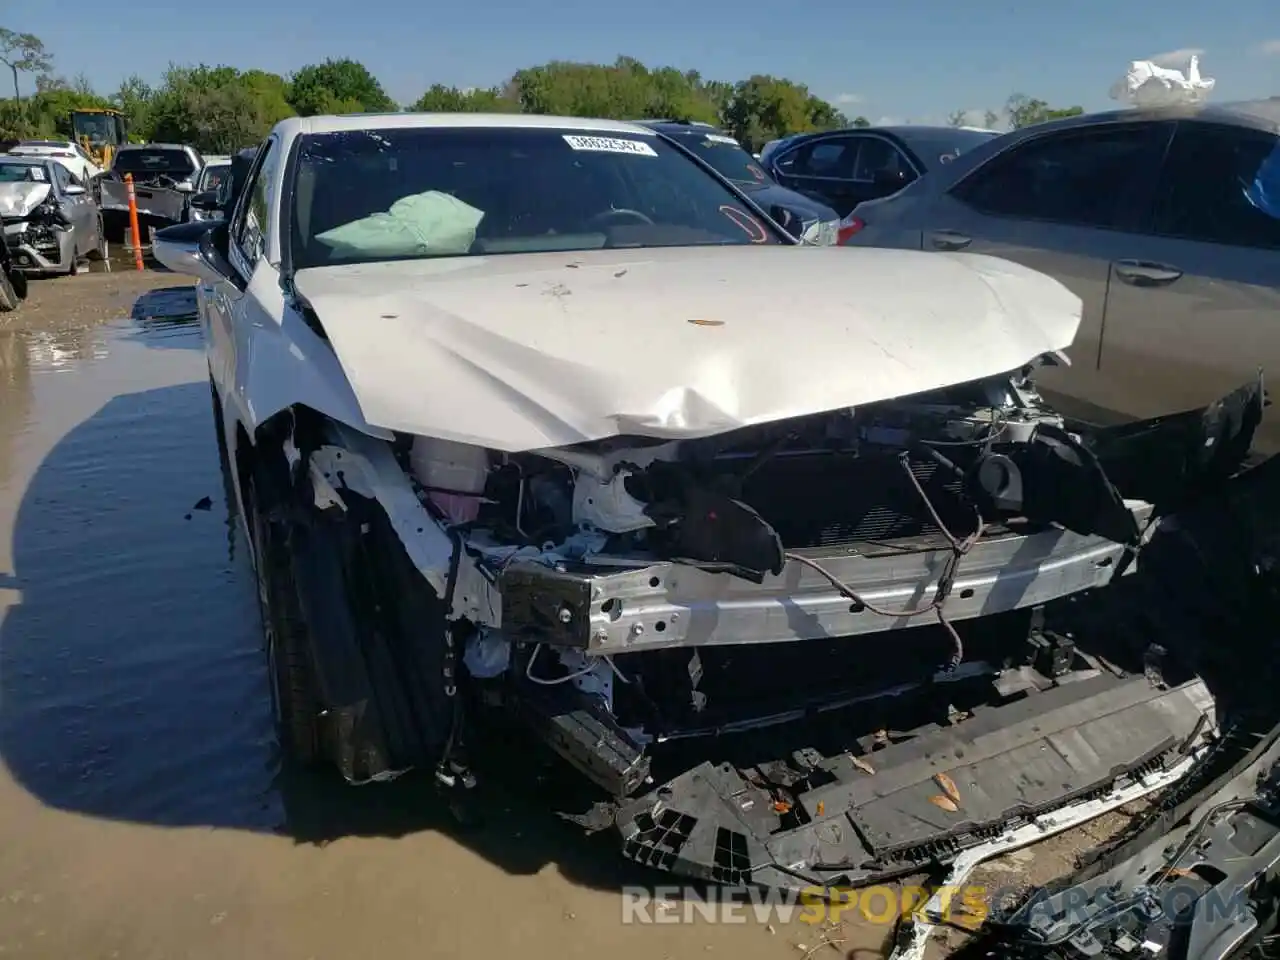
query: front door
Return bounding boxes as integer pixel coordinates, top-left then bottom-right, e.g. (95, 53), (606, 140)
(51, 163), (96, 248)
(918, 120), (1176, 420)
(1098, 119), (1280, 452)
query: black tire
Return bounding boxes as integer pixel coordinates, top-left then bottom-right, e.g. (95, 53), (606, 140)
(209, 376), (229, 471)
(87, 215), (108, 261)
(0, 270), (18, 312)
(246, 454), (322, 766)
(56, 250), (80, 278)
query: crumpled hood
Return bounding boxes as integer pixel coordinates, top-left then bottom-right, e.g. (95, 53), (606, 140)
(292, 245), (1082, 452)
(0, 182), (51, 218)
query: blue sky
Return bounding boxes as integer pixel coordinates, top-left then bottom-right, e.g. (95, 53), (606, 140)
(15, 0), (1280, 124)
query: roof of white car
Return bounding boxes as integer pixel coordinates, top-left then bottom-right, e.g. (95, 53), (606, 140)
(277, 112), (658, 139)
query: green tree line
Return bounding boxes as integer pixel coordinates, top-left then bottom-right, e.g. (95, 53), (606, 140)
(0, 27), (1085, 156)
(946, 94), (1084, 130)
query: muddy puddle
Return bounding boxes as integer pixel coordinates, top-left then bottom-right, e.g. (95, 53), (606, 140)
(0, 282), (909, 959)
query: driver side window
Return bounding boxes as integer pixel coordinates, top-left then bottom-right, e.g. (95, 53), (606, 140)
(231, 142), (275, 265)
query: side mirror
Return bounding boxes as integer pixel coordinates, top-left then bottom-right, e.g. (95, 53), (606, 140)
(64, 183), (87, 196)
(175, 181), (195, 193)
(153, 220), (236, 288)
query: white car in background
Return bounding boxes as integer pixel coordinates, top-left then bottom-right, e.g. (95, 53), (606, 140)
(151, 110), (1259, 905)
(7, 140), (103, 182)
(189, 156), (232, 222)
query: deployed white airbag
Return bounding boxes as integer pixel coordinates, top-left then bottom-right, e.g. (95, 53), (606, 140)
(1110, 55), (1215, 107)
(315, 190), (485, 259)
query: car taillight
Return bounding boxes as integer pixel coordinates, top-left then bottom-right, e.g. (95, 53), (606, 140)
(837, 216), (865, 244)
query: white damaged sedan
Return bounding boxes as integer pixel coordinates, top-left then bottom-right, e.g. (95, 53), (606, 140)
(155, 112), (1264, 898)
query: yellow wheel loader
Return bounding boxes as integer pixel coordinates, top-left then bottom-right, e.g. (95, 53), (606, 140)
(70, 108), (128, 170)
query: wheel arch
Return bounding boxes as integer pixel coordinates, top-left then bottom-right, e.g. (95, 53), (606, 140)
(229, 404), (305, 564)
(233, 402), (458, 781)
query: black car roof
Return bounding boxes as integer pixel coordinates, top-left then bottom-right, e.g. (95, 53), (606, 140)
(992, 98), (1280, 136)
(634, 119), (730, 136)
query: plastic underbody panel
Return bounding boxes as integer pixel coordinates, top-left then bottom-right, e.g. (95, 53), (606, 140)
(614, 673), (1214, 891)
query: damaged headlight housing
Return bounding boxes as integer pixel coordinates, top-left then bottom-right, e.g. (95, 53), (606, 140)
(34, 195), (72, 228)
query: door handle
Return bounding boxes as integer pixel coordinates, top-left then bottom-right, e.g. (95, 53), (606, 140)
(1113, 260), (1183, 287)
(929, 230), (971, 251)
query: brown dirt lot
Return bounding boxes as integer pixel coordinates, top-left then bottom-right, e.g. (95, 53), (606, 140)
(1, 265), (181, 335)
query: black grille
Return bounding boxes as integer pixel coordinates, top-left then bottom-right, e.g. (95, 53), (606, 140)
(737, 451), (975, 548)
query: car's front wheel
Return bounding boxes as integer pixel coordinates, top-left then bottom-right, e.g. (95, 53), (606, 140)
(0, 270), (19, 312)
(87, 215), (108, 261)
(245, 456), (322, 765)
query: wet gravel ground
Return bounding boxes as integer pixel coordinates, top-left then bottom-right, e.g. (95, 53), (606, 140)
(0, 266), (1138, 960)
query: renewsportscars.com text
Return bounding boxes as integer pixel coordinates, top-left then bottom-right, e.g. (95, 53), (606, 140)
(620, 883), (1254, 928)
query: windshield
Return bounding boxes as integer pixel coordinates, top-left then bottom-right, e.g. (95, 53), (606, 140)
(113, 149), (195, 177)
(896, 128), (999, 170)
(199, 164), (230, 192)
(73, 115), (115, 146)
(289, 126), (781, 269)
(0, 163), (45, 183)
(665, 129), (771, 187)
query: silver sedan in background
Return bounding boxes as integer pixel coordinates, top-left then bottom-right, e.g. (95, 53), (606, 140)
(842, 99), (1280, 452)
(0, 155), (107, 276)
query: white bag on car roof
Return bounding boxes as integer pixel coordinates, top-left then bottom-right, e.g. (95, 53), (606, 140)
(1109, 55), (1215, 107)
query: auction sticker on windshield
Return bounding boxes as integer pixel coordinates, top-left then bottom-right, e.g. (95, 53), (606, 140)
(562, 135), (658, 157)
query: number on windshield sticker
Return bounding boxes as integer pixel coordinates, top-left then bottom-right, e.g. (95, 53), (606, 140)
(562, 135), (658, 157)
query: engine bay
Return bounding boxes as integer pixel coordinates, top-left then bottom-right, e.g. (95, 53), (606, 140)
(399, 367), (1147, 572)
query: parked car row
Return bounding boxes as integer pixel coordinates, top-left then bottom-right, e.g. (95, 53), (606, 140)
(153, 110), (1265, 908)
(0, 138), (244, 308)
